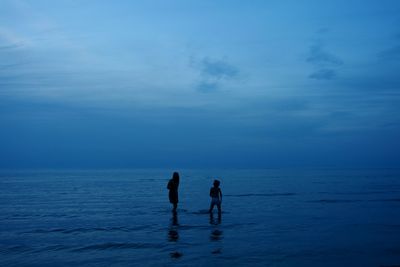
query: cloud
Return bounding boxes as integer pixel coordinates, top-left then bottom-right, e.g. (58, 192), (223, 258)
(196, 81), (218, 93)
(200, 58), (238, 79)
(307, 43), (343, 66)
(306, 30), (343, 81)
(0, 42), (24, 51)
(192, 57), (239, 93)
(378, 44), (400, 61)
(309, 69), (337, 80)
(0, 62), (28, 70)
(378, 33), (400, 61)
(316, 27), (330, 34)
(0, 26), (32, 48)
(337, 33), (400, 91)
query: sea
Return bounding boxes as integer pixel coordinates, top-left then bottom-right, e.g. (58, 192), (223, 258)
(1, 169), (399, 267)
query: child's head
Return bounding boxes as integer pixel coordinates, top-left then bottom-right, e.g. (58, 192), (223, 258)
(213, 179), (220, 187)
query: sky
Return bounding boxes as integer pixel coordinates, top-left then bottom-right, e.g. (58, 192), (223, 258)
(1, 0), (400, 169)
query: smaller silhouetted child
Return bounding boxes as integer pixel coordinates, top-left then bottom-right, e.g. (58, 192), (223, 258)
(209, 179), (222, 214)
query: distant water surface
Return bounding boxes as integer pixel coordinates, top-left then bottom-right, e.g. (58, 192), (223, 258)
(1, 169), (400, 266)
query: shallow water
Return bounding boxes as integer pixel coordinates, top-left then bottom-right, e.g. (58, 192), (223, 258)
(1, 169), (400, 266)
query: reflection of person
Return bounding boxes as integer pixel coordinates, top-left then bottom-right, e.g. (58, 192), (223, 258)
(209, 212), (221, 225)
(167, 172), (180, 212)
(209, 212), (223, 244)
(168, 212), (179, 242)
(209, 179), (222, 214)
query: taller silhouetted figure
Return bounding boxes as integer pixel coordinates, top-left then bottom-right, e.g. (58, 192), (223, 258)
(167, 172), (180, 212)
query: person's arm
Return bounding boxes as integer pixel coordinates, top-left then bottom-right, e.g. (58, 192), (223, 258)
(167, 180), (171, 190)
(219, 189), (222, 201)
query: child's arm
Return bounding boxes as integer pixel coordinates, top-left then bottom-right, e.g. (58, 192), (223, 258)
(219, 188), (222, 201)
(210, 188), (213, 197)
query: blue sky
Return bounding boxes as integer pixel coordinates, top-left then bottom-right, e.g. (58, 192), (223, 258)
(1, 0), (400, 168)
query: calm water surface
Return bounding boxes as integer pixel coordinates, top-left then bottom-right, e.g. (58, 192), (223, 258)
(1, 169), (400, 266)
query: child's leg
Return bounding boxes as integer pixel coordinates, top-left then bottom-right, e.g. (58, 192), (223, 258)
(217, 203), (221, 214)
(173, 203), (177, 211)
(209, 202), (215, 213)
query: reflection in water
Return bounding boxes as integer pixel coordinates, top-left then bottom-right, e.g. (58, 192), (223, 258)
(210, 212), (223, 243)
(209, 212), (222, 225)
(171, 211), (179, 226)
(168, 211), (183, 258)
(168, 211), (179, 242)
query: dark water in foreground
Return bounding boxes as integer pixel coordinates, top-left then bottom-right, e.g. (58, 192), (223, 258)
(1, 169), (400, 267)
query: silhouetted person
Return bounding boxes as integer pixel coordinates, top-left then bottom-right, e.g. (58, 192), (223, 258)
(209, 179), (222, 214)
(167, 172), (180, 212)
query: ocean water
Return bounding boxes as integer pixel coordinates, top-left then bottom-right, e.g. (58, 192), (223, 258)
(1, 169), (400, 267)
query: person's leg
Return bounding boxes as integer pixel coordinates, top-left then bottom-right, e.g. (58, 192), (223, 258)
(173, 203), (177, 212)
(217, 203), (221, 214)
(209, 202), (215, 213)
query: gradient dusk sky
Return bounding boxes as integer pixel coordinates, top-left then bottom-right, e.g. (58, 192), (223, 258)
(1, 0), (400, 168)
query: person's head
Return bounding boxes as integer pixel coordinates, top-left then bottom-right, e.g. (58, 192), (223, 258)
(172, 172), (180, 182)
(213, 179), (220, 188)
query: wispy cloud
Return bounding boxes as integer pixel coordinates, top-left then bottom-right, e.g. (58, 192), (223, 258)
(307, 30), (343, 81)
(200, 58), (238, 79)
(378, 34), (400, 61)
(306, 43), (343, 66)
(0, 42), (24, 50)
(192, 57), (239, 93)
(196, 81), (218, 93)
(0, 28), (25, 45)
(308, 69), (336, 80)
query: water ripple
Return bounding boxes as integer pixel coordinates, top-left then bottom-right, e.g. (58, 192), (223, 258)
(72, 242), (166, 252)
(225, 193), (296, 197)
(22, 226), (151, 234)
(308, 199), (362, 203)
